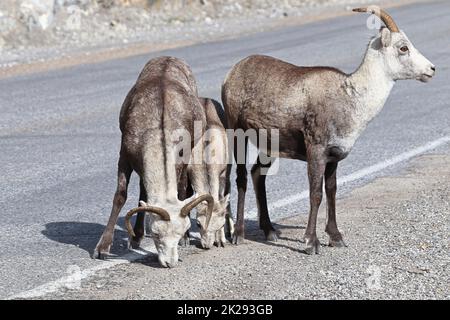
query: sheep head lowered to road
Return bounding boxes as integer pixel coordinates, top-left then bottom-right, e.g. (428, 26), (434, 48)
(188, 98), (231, 249)
(222, 7), (435, 254)
(94, 56), (213, 268)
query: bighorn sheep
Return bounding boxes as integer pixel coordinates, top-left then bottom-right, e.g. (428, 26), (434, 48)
(187, 98), (231, 249)
(144, 97), (233, 249)
(94, 56), (214, 268)
(222, 8), (435, 253)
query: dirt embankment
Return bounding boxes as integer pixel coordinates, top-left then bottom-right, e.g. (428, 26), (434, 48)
(0, 1), (365, 50)
(0, 0), (418, 74)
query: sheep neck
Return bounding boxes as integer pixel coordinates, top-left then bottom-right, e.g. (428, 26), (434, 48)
(346, 46), (395, 132)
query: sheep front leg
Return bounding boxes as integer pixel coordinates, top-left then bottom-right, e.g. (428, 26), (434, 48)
(215, 226), (227, 247)
(325, 162), (347, 248)
(303, 147), (326, 255)
(93, 157), (132, 259)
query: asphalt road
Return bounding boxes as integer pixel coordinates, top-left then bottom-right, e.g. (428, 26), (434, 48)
(0, 1), (449, 299)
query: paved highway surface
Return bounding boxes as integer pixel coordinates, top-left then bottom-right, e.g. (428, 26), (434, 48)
(0, 1), (449, 298)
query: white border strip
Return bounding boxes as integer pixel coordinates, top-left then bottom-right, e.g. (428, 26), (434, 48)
(7, 244), (155, 300)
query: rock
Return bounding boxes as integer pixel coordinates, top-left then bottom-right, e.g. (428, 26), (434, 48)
(0, 12), (18, 35)
(55, 1), (91, 15)
(71, 5), (85, 28)
(0, 36), (5, 50)
(19, 0), (55, 31)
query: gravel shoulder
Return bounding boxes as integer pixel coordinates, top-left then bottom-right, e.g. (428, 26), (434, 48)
(41, 154), (450, 300)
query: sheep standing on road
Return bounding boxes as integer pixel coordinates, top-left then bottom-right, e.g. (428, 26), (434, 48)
(94, 56), (214, 268)
(222, 8), (435, 253)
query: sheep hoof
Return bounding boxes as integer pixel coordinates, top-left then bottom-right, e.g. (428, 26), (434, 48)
(304, 237), (321, 255)
(179, 236), (191, 247)
(264, 230), (278, 242)
(329, 238), (347, 248)
(93, 236), (112, 260)
(232, 234), (245, 245)
(215, 240), (226, 248)
(214, 237), (227, 248)
(128, 236), (143, 249)
(92, 250), (109, 260)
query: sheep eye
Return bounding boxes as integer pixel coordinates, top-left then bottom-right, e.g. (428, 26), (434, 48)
(400, 46), (409, 53)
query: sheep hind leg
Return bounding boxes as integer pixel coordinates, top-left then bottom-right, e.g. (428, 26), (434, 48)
(303, 148), (326, 255)
(214, 227), (227, 247)
(129, 180), (146, 249)
(251, 154), (277, 241)
(179, 230), (191, 247)
(233, 138), (248, 245)
(178, 165), (191, 247)
(224, 163), (234, 240)
(324, 162), (347, 248)
(224, 211), (234, 241)
(233, 163), (247, 245)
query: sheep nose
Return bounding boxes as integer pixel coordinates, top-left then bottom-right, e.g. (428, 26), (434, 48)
(166, 261), (178, 268)
(159, 261), (168, 268)
(431, 66), (436, 72)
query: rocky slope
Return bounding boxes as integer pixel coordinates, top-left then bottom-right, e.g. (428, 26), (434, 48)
(0, 0), (377, 66)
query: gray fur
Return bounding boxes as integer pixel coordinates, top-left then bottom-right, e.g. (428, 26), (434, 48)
(188, 98), (230, 249)
(94, 57), (209, 268)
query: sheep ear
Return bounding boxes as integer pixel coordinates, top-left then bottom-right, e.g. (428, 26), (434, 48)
(380, 27), (392, 47)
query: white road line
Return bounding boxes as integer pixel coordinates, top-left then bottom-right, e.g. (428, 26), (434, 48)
(6, 231), (202, 300)
(7, 135), (450, 299)
(248, 135), (450, 217)
(7, 243), (157, 300)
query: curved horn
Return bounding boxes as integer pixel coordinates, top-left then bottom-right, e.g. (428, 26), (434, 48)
(180, 194), (214, 229)
(124, 206), (170, 238)
(353, 7), (400, 33)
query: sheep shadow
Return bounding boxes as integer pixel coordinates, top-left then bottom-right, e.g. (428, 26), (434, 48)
(42, 215), (310, 265)
(242, 219), (310, 254)
(42, 216), (203, 267)
(243, 219), (305, 240)
(42, 217), (154, 258)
